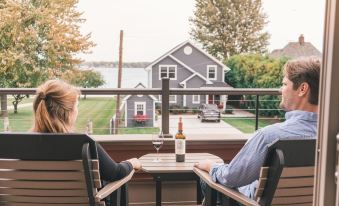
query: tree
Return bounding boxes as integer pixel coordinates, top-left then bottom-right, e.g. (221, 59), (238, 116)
(190, 0), (269, 60)
(0, 0), (94, 113)
(63, 69), (105, 99)
(225, 54), (288, 116)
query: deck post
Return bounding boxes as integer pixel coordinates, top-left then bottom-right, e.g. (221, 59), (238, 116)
(162, 78), (172, 138)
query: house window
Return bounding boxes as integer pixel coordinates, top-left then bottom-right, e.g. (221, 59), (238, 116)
(169, 95), (177, 103)
(159, 65), (177, 80)
(134, 102), (146, 115)
(192, 95), (200, 104)
(158, 95), (176, 103)
(207, 65), (217, 80)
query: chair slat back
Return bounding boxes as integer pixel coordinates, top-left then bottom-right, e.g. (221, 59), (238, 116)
(0, 159), (102, 205)
(255, 139), (316, 206)
(0, 133), (104, 206)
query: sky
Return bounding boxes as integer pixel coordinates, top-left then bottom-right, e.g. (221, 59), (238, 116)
(77, 0), (326, 62)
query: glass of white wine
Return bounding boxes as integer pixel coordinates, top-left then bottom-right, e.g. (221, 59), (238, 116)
(152, 130), (164, 162)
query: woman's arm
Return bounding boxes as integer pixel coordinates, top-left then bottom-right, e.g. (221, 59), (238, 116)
(97, 144), (140, 181)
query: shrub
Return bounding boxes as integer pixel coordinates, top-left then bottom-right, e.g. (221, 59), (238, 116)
(169, 104), (181, 114)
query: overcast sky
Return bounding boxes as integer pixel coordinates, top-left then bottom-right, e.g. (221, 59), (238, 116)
(77, 0), (326, 62)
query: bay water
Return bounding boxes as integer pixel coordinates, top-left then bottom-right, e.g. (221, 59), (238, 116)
(91, 67), (148, 88)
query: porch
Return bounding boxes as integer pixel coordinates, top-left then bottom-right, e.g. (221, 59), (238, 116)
(0, 79), (291, 205)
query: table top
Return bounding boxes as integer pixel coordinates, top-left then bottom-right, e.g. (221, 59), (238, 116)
(139, 153), (223, 173)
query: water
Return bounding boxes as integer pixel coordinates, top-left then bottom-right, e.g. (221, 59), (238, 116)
(91, 67), (148, 88)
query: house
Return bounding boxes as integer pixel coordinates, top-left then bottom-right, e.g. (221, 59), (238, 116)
(145, 40), (232, 109)
(270, 34), (322, 59)
(123, 83), (156, 127)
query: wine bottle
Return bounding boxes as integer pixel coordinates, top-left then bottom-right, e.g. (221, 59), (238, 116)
(175, 117), (186, 162)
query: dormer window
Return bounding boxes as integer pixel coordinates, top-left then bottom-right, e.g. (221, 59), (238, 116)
(159, 65), (177, 80)
(207, 65), (217, 80)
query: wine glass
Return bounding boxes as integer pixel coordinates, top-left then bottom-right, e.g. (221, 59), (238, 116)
(152, 130), (164, 162)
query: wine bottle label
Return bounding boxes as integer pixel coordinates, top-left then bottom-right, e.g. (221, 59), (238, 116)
(175, 139), (186, 155)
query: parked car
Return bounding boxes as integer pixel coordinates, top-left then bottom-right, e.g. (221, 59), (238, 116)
(197, 104), (221, 122)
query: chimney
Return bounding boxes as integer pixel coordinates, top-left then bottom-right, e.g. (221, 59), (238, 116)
(299, 34), (305, 45)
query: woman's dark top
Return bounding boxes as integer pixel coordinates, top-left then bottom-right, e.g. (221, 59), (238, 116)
(97, 144), (133, 181)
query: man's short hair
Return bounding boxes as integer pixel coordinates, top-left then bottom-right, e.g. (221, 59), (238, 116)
(283, 57), (321, 105)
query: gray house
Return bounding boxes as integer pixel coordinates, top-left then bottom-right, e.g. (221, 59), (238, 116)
(123, 83), (156, 127)
(145, 40), (231, 109)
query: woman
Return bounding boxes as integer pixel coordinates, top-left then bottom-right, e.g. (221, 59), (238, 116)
(32, 79), (141, 181)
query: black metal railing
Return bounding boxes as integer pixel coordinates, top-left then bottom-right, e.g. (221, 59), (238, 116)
(0, 78), (281, 134)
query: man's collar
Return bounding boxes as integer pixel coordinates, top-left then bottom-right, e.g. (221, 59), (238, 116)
(285, 110), (318, 121)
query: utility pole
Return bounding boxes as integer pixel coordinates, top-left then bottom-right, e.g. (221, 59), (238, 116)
(114, 30), (123, 134)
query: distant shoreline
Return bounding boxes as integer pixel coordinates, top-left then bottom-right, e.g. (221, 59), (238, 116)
(80, 61), (150, 68)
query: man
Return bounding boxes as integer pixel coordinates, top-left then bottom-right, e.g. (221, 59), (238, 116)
(195, 57), (320, 199)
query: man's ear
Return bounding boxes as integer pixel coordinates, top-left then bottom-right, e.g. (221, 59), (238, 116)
(298, 82), (310, 97)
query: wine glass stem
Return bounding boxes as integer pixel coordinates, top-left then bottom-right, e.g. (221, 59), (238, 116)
(156, 149), (159, 160)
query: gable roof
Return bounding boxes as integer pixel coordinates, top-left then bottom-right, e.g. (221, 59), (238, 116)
(179, 73), (210, 86)
(201, 81), (233, 88)
(168, 55), (212, 84)
(123, 83), (157, 101)
(145, 40), (230, 72)
(270, 35), (322, 59)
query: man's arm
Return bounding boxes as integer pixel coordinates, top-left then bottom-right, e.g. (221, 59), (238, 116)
(200, 130), (269, 188)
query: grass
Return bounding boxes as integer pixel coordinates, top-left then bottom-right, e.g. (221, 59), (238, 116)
(0, 97), (117, 134)
(0, 97), (160, 135)
(75, 97), (116, 134)
(118, 127), (160, 134)
(0, 107), (34, 132)
(223, 117), (282, 133)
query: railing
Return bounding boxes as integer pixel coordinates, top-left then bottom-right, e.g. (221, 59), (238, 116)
(0, 78), (281, 134)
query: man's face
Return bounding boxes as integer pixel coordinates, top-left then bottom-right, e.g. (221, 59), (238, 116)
(279, 76), (299, 111)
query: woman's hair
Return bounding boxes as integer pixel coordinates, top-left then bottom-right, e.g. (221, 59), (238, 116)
(32, 79), (80, 133)
(283, 57), (321, 105)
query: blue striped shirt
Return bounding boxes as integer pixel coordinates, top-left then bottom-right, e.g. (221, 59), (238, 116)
(209, 110), (318, 198)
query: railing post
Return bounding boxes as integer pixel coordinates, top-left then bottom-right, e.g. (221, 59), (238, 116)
(255, 95), (259, 131)
(162, 78), (172, 138)
(0, 94), (8, 118)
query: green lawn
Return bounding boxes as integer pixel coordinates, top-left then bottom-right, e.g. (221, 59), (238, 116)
(0, 97), (117, 134)
(0, 107), (34, 132)
(75, 97), (116, 134)
(0, 97), (160, 135)
(118, 127), (160, 134)
(223, 117), (282, 133)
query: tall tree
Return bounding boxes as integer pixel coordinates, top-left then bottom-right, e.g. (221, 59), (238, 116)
(190, 0), (269, 60)
(63, 68), (105, 99)
(0, 0), (94, 113)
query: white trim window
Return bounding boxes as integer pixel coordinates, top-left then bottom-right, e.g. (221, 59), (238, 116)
(134, 102), (146, 115)
(207, 65), (217, 80)
(169, 95), (177, 103)
(159, 65), (177, 80)
(192, 95), (200, 104)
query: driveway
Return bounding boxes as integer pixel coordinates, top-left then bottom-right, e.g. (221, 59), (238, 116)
(157, 114), (243, 136)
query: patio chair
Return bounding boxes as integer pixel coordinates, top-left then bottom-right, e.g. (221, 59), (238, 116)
(194, 139), (316, 206)
(0, 133), (134, 206)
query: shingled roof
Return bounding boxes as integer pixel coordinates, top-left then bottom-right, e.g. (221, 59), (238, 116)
(270, 34), (321, 59)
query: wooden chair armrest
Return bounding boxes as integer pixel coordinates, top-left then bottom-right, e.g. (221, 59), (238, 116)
(95, 169), (135, 202)
(193, 167), (259, 206)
